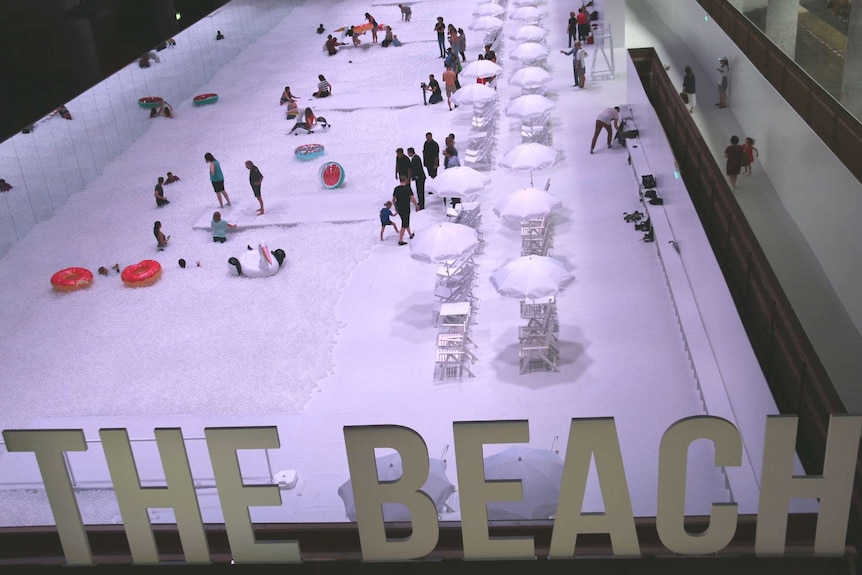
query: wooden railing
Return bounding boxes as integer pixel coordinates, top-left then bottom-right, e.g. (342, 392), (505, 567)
(0, 515), (852, 573)
(697, 0), (862, 185)
(629, 45), (862, 568)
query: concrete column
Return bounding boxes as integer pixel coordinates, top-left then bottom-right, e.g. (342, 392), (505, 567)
(764, 0), (800, 59)
(841, 0), (862, 118)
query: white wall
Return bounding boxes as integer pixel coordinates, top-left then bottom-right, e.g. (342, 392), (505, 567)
(641, 0), (862, 344)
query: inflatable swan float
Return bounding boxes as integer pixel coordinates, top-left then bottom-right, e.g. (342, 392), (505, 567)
(228, 242), (286, 277)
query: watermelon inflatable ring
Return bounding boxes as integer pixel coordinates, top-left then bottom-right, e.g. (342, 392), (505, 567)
(138, 96), (164, 109)
(319, 162), (345, 189)
(193, 93), (219, 106)
(295, 143), (325, 161)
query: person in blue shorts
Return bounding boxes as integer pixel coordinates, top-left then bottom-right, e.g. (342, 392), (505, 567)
(380, 201), (400, 240)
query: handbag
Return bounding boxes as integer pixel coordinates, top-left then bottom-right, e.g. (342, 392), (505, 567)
(586, 35), (594, 45)
(680, 91), (689, 104)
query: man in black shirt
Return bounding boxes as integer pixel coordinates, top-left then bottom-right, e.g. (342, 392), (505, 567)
(422, 132), (440, 180)
(395, 148), (412, 183)
(245, 160), (265, 214)
(392, 175), (418, 245)
(425, 74), (443, 105)
(407, 147), (426, 210)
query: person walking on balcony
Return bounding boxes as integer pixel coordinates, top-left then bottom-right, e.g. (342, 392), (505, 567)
(716, 57), (729, 108)
(724, 135), (744, 191)
(682, 65), (696, 113)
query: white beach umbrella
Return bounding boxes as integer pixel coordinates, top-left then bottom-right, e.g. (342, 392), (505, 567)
(493, 187), (562, 222)
(510, 25), (547, 43)
(484, 446), (565, 520)
(469, 15), (504, 31)
(410, 223), (479, 263)
(510, 6), (544, 22)
(338, 453), (456, 521)
(500, 142), (559, 169)
(451, 83), (498, 106)
(474, 2), (505, 17)
(509, 66), (553, 89)
(509, 42), (550, 64)
(490, 255), (574, 300)
(425, 166), (491, 197)
(504, 94), (555, 120)
(499, 142), (559, 185)
(460, 59), (504, 80)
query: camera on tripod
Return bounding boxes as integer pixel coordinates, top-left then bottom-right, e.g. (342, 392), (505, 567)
(420, 82), (428, 89)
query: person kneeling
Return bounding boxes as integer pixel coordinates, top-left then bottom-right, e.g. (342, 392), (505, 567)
(425, 74), (443, 104)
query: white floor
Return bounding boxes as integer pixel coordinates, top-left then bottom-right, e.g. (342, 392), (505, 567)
(0, 0), (763, 526)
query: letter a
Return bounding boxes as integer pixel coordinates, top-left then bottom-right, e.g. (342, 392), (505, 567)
(550, 418), (640, 557)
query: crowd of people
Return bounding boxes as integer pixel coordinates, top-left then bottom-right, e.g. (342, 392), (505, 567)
(380, 131), (463, 244)
(147, 153), (269, 249)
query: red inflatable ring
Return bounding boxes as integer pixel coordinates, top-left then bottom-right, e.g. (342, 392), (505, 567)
(294, 143), (325, 160)
(193, 93), (219, 106)
(50, 267), (94, 292)
(121, 260), (162, 287)
(138, 96), (164, 109)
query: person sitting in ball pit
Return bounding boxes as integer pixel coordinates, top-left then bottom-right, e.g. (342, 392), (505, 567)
(316, 23), (325, 34)
(288, 107), (318, 135)
(280, 86), (298, 105)
(211, 211), (238, 243)
(165, 172), (180, 184)
(382, 26), (394, 47)
(325, 35), (346, 55)
(312, 75), (332, 98)
(149, 101), (173, 118)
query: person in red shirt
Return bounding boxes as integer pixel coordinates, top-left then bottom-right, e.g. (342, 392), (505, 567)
(576, 8), (590, 43)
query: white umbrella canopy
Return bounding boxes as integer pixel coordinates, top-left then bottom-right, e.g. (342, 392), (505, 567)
(493, 187), (562, 222)
(490, 255), (574, 300)
(509, 66), (553, 88)
(410, 222), (479, 263)
(338, 453), (456, 522)
(510, 6), (544, 22)
(510, 25), (547, 43)
(451, 83), (498, 106)
(460, 59), (503, 80)
(469, 15), (504, 31)
(509, 42), (550, 64)
(426, 166), (491, 197)
(499, 142), (559, 171)
(484, 446), (565, 520)
(474, 2), (505, 17)
(504, 94), (555, 119)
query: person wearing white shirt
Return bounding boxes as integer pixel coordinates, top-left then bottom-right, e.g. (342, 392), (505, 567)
(590, 106), (621, 154)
